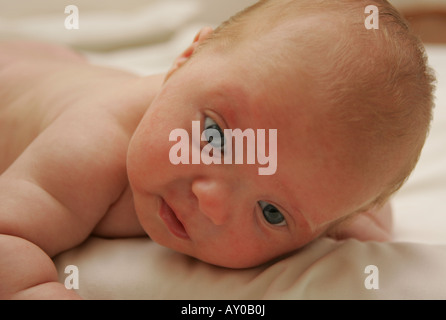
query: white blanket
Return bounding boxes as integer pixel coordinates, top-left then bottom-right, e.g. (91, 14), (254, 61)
(1, 0), (445, 299)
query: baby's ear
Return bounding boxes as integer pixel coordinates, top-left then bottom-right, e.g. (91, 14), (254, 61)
(164, 26), (214, 82)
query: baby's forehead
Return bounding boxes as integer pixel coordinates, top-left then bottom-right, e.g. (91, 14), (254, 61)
(193, 32), (336, 130)
(203, 64), (323, 137)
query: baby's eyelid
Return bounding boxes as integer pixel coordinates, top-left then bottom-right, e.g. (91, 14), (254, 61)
(202, 110), (229, 132)
(204, 116), (220, 131)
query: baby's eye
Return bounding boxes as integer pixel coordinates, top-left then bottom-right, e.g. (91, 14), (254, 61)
(204, 117), (225, 150)
(259, 201), (287, 226)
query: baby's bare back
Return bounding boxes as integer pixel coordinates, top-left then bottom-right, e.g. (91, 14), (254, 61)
(0, 42), (80, 172)
(0, 41), (160, 299)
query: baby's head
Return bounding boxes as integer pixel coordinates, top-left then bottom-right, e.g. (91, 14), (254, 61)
(127, 0), (436, 268)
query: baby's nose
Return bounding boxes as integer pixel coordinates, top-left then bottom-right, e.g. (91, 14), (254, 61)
(191, 178), (233, 225)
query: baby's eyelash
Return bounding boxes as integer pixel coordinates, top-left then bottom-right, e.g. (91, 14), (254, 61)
(203, 116), (226, 150)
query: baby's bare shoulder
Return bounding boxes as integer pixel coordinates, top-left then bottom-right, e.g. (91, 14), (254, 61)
(0, 43), (151, 253)
(0, 40), (85, 65)
(0, 42), (161, 297)
(0, 42), (89, 172)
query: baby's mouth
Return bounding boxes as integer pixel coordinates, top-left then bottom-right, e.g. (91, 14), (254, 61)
(159, 198), (190, 240)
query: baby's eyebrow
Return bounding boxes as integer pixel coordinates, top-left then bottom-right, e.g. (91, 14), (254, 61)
(272, 175), (319, 234)
(211, 84), (251, 126)
(205, 94), (235, 127)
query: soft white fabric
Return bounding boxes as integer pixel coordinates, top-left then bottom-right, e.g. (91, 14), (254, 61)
(1, 0), (445, 300)
(55, 237), (446, 300)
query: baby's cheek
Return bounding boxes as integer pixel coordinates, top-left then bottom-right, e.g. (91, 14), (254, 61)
(129, 123), (163, 169)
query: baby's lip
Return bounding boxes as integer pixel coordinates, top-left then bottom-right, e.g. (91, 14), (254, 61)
(159, 198), (190, 240)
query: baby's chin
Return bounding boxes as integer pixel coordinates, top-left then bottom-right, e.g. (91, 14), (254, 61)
(200, 253), (281, 269)
(182, 246), (279, 269)
(147, 231), (270, 269)
(181, 252), (263, 269)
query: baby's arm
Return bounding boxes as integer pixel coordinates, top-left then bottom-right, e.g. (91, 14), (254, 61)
(0, 235), (82, 299)
(0, 178), (88, 299)
(0, 104), (129, 299)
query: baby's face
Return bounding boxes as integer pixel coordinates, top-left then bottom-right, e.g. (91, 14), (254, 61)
(127, 44), (381, 268)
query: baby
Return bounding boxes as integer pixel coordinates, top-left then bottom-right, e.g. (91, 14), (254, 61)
(0, 0), (435, 299)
